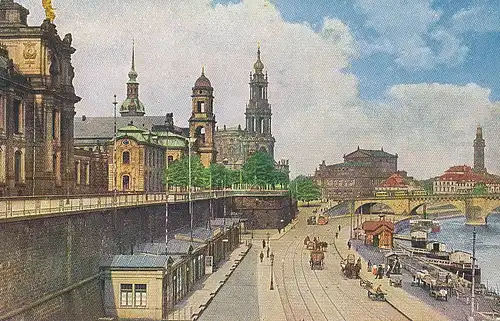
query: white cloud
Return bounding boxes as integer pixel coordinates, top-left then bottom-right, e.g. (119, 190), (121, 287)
(354, 0), (467, 69)
(16, 0), (500, 179)
(367, 83), (500, 178)
(452, 5), (500, 33)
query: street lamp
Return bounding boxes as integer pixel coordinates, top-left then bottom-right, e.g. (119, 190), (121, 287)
(222, 238), (229, 260)
(470, 227), (477, 320)
(112, 95), (118, 203)
(270, 252), (275, 290)
(187, 137), (196, 242)
(165, 131), (169, 245)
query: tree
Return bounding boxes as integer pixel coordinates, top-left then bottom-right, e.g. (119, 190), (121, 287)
(242, 151), (276, 187)
(207, 163), (239, 189)
(290, 176), (321, 205)
(416, 178), (434, 194)
(472, 183), (488, 195)
(165, 155), (208, 189)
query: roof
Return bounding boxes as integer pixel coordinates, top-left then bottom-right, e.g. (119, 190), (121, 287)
(362, 220), (394, 233)
(210, 218), (242, 227)
(194, 72), (212, 88)
(101, 254), (170, 269)
(167, 239), (204, 254)
(378, 173), (408, 188)
(74, 116), (187, 140)
(174, 227), (216, 242)
(437, 165), (498, 183)
(344, 148), (397, 159)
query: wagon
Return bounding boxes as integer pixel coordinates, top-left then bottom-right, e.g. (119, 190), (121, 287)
(389, 275), (402, 287)
(367, 288), (386, 301)
(430, 286), (448, 301)
(310, 250), (325, 270)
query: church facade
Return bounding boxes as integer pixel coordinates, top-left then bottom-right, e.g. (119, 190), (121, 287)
(214, 46), (277, 169)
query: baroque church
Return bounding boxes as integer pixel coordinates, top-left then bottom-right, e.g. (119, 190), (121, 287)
(214, 45), (289, 172)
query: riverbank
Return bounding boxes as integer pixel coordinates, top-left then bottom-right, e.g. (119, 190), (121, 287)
(346, 213), (500, 320)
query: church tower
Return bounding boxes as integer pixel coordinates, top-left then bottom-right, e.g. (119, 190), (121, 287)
(245, 45), (275, 157)
(473, 126), (486, 173)
(189, 67), (216, 167)
(120, 41), (145, 116)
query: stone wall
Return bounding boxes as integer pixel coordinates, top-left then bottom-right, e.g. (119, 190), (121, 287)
(0, 195), (287, 320)
(232, 195), (296, 229)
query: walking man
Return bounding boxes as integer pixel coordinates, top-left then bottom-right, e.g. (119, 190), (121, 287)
(338, 224), (341, 232)
(262, 239), (266, 249)
(260, 251), (264, 263)
(266, 246), (270, 258)
(347, 240), (351, 250)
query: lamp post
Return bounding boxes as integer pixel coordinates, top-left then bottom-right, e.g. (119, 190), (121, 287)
(470, 227), (477, 319)
(270, 252), (275, 290)
(113, 95), (118, 203)
(165, 131), (169, 245)
(187, 137), (196, 242)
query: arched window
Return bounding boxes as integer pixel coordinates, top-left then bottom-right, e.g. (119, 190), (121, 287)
(122, 175), (130, 190)
(122, 151), (130, 164)
(14, 150), (22, 183)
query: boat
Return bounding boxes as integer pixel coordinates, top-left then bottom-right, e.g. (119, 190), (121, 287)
(410, 219), (440, 233)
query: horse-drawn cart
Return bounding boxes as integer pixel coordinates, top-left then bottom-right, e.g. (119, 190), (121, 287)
(367, 288), (386, 301)
(310, 250), (325, 270)
(389, 275), (402, 287)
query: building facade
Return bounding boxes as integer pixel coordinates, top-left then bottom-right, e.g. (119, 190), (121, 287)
(314, 147), (398, 199)
(433, 165), (500, 194)
(0, 0), (80, 196)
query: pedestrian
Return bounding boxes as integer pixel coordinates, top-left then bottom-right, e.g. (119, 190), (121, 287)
(278, 228), (281, 234)
(347, 240), (351, 250)
(377, 265), (384, 279)
(260, 251), (264, 263)
(338, 224), (341, 232)
(367, 259), (372, 272)
(262, 239), (266, 249)
(266, 246), (270, 258)
(335, 232), (339, 239)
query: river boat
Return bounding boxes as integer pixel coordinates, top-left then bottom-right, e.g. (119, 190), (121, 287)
(410, 219), (440, 233)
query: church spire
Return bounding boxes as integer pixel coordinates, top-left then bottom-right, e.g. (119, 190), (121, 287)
(128, 39), (138, 83)
(473, 125), (486, 174)
(120, 39), (145, 116)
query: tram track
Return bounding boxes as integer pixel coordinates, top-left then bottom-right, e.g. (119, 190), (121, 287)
(276, 212), (410, 321)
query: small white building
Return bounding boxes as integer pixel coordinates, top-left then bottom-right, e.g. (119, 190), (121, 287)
(449, 250), (472, 264)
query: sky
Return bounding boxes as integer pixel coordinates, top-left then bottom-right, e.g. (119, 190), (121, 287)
(19, 0), (500, 179)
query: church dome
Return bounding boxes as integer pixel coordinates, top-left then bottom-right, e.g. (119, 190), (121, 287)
(194, 67), (211, 88)
(253, 46), (264, 73)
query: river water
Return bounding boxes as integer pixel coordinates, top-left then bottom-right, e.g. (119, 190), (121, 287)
(427, 214), (500, 291)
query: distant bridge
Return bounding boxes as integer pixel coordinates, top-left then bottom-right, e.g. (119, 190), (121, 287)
(0, 189), (289, 221)
(350, 194), (500, 225)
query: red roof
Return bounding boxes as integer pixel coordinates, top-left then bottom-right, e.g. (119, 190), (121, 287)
(378, 173), (407, 188)
(438, 165), (497, 183)
(362, 220), (394, 233)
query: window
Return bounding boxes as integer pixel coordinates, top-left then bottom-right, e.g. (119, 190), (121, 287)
(14, 150), (22, 183)
(134, 284), (147, 307)
(122, 151), (130, 164)
(197, 101), (205, 113)
(13, 100), (21, 134)
(0, 95), (5, 131)
(123, 175), (130, 190)
(120, 283), (147, 308)
(168, 155), (173, 164)
(120, 284), (133, 307)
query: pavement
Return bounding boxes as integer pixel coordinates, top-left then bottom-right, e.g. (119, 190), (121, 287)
(167, 221), (297, 321)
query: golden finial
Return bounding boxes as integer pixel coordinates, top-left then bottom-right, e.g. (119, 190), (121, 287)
(202, 64), (205, 75)
(258, 41), (260, 50)
(42, 0), (56, 22)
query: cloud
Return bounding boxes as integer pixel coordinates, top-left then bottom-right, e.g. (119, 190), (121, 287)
(452, 5), (500, 33)
(16, 0), (500, 179)
(367, 83), (500, 178)
(354, 0), (467, 70)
